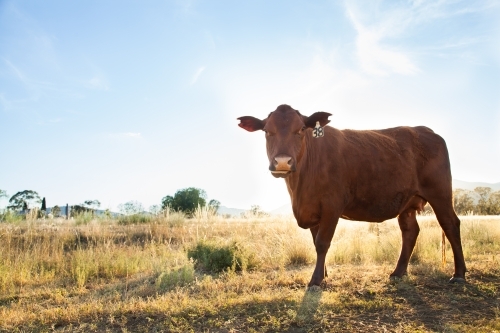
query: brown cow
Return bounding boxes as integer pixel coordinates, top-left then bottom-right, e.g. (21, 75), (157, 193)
(238, 104), (466, 287)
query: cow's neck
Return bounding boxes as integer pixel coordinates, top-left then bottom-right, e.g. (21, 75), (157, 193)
(285, 134), (322, 194)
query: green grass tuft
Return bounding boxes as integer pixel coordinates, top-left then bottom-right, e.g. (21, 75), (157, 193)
(188, 240), (258, 273)
(156, 262), (195, 291)
(117, 214), (152, 225)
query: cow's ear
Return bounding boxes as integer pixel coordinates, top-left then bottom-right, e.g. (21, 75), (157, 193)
(304, 112), (331, 129)
(237, 116), (265, 132)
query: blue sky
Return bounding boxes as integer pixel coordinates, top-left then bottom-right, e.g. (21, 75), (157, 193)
(1, 0), (499, 212)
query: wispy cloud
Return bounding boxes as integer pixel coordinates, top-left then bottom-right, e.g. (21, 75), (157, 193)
(423, 36), (489, 51)
(344, 0), (498, 75)
(408, 0), (499, 22)
(3, 58), (26, 82)
(2, 58), (67, 101)
(345, 3), (419, 76)
(190, 66), (206, 85)
(0, 91), (38, 113)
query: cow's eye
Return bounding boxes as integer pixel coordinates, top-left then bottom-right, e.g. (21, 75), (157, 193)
(296, 127), (306, 136)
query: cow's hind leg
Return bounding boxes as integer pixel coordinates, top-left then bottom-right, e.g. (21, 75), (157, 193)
(429, 203), (466, 283)
(391, 209), (420, 278)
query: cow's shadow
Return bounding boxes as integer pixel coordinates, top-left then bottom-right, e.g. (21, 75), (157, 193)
(294, 286), (323, 325)
(387, 270), (461, 331)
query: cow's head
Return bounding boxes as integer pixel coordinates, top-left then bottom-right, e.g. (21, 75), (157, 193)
(237, 104), (331, 178)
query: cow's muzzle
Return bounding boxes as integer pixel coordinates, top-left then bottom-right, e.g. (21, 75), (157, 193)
(270, 154), (294, 178)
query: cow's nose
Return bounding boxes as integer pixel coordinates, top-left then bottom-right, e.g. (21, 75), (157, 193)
(274, 155), (292, 170)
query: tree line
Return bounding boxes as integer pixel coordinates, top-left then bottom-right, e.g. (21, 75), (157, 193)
(3, 186), (499, 219)
(452, 187), (500, 215)
(0, 187), (221, 218)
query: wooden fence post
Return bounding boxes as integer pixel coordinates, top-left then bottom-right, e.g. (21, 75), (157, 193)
(441, 230), (446, 267)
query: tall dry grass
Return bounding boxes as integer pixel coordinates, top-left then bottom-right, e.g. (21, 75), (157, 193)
(0, 213), (498, 295)
(1, 213), (499, 332)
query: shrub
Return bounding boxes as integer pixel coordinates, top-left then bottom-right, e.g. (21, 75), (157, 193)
(71, 250), (99, 288)
(187, 240), (257, 273)
(166, 212), (186, 227)
(0, 210), (24, 223)
(154, 207), (186, 227)
(117, 214), (152, 225)
(156, 263), (195, 291)
(74, 212), (94, 225)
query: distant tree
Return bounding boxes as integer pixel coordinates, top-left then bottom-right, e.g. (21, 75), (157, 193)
(0, 190), (7, 214)
(474, 187), (492, 215)
(161, 187), (207, 215)
(161, 196), (174, 210)
(83, 200), (101, 210)
(70, 205), (91, 217)
(208, 199), (221, 213)
(421, 203), (434, 215)
(149, 204), (161, 215)
(251, 205), (268, 217)
(8, 190), (41, 211)
(453, 189), (475, 215)
(41, 197), (47, 211)
(242, 205), (269, 218)
(70, 200), (102, 217)
(51, 205), (61, 217)
(486, 191), (500, 215)
(118, 201), (144, 215)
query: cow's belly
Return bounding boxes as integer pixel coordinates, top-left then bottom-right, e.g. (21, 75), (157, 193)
(341, 208), (398, 223)
(341, 191), (413, 222)
(341, 159), (422, 222)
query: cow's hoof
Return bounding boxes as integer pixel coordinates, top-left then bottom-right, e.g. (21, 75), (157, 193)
(448, 277), (466, 284)
(389, 273), (408, 282)
(306, 285), (322, 292)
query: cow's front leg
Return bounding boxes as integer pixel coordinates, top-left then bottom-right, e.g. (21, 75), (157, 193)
(310, 225), (327, 278)
(309, 215), (340, 287)
(309, 225), (328, 277)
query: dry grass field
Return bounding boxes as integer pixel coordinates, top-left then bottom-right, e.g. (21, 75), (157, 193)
(0, 211), (499, 332)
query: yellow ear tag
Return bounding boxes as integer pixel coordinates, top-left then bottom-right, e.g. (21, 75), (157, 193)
(312, 121), (324, 138)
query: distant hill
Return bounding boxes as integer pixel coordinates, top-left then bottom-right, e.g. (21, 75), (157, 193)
(452, 179), (500, 191)
(217, 206), (246, 217)
(218, 205), (294, 217)
(269, 204), (293, 215)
